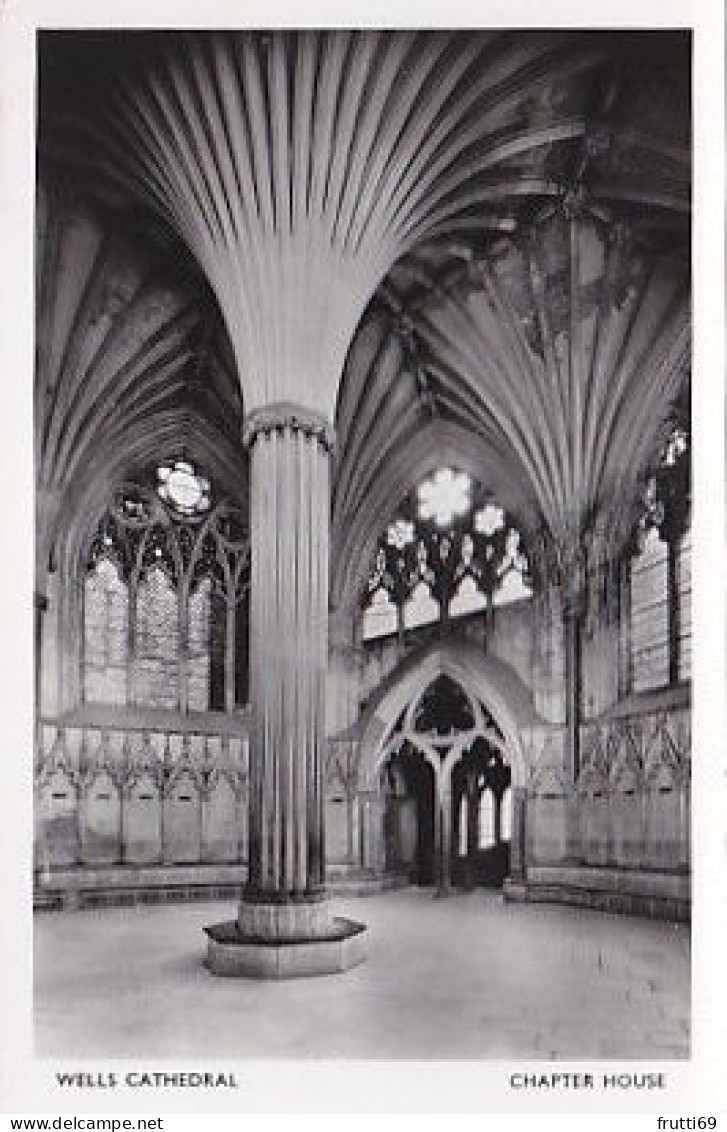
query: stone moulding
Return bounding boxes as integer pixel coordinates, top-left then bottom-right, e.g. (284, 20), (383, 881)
(242, 402), (336, 455)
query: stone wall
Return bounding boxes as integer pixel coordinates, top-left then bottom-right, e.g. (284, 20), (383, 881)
(36, 587), (690, 912)
(524, 692), (690, 875)
(359, 598), (544, 719)
(35, 718), (249, 874)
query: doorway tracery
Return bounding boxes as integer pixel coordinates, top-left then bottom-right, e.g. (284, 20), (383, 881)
(376, 672), (514, 891)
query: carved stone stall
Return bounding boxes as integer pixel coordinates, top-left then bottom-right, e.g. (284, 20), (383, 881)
(34, 721), (250, 906)
(79, 766), (122, 865)
(506, 694), (691, 920)
(201, 769), (242, 864)
(37, 762), (79, 870)
(123, 765), (163, 866)
(162, 762), (202, 865)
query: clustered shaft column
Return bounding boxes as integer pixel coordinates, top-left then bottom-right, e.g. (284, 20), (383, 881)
(240, 404), (334, 935)
(205, 401), (367, 974)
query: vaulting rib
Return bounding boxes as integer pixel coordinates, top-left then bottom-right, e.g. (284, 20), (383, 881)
(35, 185), (244, 587)
(66, 30), (623, 418)
(330, 294), (539, 613)
(416, 214), (690, 570)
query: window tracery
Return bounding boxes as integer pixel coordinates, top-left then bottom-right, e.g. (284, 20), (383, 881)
(82, 470), (250, 713)
(83, 556), (128, 705)
(362, 470), (532, 642)
(630, 409), (691, 691)
(156, 459), (211, 516)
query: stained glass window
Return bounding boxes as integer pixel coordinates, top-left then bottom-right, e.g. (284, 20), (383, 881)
(188, 578), (212, 712)
(631, 528), (669, 692)
(135, 564), (180, 708)
(83, 556), (128, 704)
(156, 459), (211, 516)
(362, 586), (399, 639)
(677, 531), (691, 682)
(362, 469), (531, 641)
(82, 469), (249, 712)
(417, 468), (470, 526)
(630, 412), (690, 691)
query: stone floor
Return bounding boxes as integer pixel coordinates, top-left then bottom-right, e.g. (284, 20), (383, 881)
(34, 889), (690, 1060)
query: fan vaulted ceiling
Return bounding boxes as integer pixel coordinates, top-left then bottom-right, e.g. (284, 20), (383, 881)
(36, 29), (691, 603)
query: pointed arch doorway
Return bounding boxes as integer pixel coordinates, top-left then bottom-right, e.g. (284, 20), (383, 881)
(375, 670), (515, 891)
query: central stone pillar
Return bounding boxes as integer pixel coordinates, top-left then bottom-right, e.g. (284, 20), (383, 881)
(245, 403), (331, 907)
(205, 403), (366, 978)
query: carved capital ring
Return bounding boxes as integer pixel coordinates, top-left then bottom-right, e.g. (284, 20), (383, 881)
(242, 402), (336, 455)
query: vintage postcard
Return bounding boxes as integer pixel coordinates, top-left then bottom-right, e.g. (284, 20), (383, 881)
(0, 0), (724, 1118)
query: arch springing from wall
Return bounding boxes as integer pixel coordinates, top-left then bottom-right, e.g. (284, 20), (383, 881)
(358, 639), (537, 794)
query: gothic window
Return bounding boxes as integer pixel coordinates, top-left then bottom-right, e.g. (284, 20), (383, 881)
(81, 466), (249, 713)
(630, 410), (690, 692)
(187, 577), (212, 712)
(83, 555), (128, 704)
(403, 580), (440, 630)
(418, 468), (470, 525)
(631, 528), (669, 692)
(448, 574), (487, 619)
(156, 459), (211, 516)
(134, 558), (180, 708)
(676, 530), (691, 682)
(362, 585), (398, 639)
(362, 469), (531, 642)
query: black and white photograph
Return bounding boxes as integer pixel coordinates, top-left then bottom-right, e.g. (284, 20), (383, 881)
(1, 0), (725, 1117)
